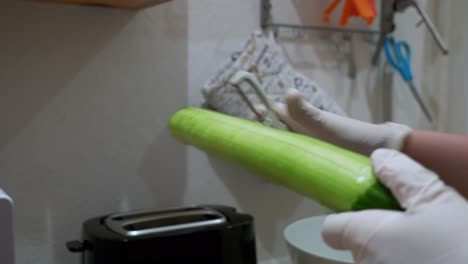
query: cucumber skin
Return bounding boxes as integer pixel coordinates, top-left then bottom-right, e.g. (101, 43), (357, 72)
(169, 107), (400, 212)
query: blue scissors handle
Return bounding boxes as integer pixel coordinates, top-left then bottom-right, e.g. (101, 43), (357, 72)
(384, 37), (413, 82)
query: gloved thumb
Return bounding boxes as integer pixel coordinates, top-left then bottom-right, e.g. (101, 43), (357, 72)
(271, 103), (311, 135)
(286, 89), (323, 127)
(322, 210), (400, 253)
(371, 149), (452, 209)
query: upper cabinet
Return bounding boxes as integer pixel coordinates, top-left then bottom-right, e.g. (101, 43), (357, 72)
(41, 0), (172, 9)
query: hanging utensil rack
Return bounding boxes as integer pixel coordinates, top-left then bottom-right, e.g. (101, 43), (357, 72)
(260, 0), (382, 36)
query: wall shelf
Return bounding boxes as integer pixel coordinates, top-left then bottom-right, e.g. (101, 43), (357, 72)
(40, 0), (172, 9)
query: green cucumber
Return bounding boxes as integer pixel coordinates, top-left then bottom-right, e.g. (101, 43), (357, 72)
(169, 107), (400, 212)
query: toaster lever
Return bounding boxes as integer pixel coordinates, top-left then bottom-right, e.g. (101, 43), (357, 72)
(66, 240), (88, 253)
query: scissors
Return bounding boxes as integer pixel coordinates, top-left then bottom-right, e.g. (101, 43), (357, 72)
(384, 37), (433, 122)
(372, 0), (448, 65)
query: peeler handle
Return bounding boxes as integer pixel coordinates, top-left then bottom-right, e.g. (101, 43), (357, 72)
(228, 71), (287, 130)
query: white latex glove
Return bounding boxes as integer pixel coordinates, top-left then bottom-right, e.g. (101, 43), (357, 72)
(256, 89), (412, 155)
(322, 149), (468, 264)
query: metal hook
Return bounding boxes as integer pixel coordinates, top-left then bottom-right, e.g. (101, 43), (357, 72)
(394, 0), (449, 54)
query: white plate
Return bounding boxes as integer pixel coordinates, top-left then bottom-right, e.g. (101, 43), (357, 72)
(284, 216), (353, 264)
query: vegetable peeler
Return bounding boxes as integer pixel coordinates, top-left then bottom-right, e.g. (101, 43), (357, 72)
(228, 71), (287, 130)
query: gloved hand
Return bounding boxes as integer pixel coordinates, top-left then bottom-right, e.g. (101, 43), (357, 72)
(322, 149), (468, 264)
(254, 89), (412, 155)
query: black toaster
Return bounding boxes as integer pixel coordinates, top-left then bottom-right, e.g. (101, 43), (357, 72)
(66, 205), (257, 264)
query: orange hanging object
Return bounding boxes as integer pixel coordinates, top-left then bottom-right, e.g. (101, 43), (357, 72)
(323, 0), (342, 24)
(339, 0), (358, 26)
(323, 0), (377, 27)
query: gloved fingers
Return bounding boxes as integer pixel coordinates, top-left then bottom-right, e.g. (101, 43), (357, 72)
(272, 103), (311, 135)
(285, 89), (355, 138)
(246, 102), (309, 134)
(285, 89), (376, 155)
(286, 88), (368, 132)
(322, 210), (400, 253)
(286, 89), (323, 127)
(371, 149), (448, 209)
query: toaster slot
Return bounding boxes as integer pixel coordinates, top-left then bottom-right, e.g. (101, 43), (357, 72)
(105, 207), (226, 237)
(109, 207), (202, 221)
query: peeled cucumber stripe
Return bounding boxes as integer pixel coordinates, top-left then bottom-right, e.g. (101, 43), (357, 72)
(169, 107), (400, 212)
